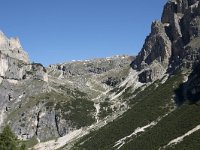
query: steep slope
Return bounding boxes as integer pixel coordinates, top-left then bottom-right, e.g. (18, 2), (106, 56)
(0, 32), (48, 130)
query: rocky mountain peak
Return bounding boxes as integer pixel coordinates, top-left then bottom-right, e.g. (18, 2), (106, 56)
(9, 37), (22, 49)
(151, 21), (166, 35)
(131, 0), (200, 83)
(0, 31), (48, 83)
(0, 31), (29, 63)
(0, 31), (8, 46)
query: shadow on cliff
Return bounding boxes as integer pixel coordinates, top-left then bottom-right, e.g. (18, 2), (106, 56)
(174, 65), (200, 106)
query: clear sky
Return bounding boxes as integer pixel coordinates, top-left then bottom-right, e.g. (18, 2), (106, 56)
(0, 0), (166, 66)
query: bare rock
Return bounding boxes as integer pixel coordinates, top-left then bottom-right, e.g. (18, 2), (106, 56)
(0, 31), (29, 63)
(131, 21), (172, 82)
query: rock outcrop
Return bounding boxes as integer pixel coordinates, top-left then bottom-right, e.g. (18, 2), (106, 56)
(131, 21), (172, 83)
(0, 31), (48, 82)
(131, 0), (200, 83)
(0, 31), (29, 63)
(0, 32), (48, 138)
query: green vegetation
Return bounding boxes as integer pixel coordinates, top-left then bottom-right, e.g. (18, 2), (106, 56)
(42, 87), (96, 128)
(71, 74), (185, 150)
(98, 101), (113, 119)
(55, 97), (95, 128)
(23, 136), (38, 149)
(122, 100), (200, 150)
(57, 85), (87, 98)
(187, 37), (200, 49)
(166, 130), (200, 150)
(0, 125), (26, 150)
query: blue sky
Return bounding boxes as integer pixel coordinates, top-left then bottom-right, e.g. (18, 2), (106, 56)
(0, 0), (166, 66)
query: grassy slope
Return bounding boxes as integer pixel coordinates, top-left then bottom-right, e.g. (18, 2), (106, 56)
(71, 74), (185, 150)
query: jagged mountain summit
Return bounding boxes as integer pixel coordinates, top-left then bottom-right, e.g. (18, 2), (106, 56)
(131, 0), (200, 83)
(0, 31), (29, 63)
(0, 0), (200, 150)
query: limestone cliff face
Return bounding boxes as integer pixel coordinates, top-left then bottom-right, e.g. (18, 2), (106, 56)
(0, 32), (48, 137)
(0, 31), (29, 63)
(0, 31), (48, 82)
(131, 0), (200, 83)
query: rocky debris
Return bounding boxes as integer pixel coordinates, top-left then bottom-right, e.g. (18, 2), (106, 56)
(48, 55), (132, 92)
(48, 55), (131, 77)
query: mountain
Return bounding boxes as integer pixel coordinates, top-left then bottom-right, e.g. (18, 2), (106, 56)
(131, 0), (200, 83)
(0, 31), (133, 148)
(66, 0), (200, 149)
(0, 0), (200, 150)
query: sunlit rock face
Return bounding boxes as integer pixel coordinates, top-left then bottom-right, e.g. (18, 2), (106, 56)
(0, 31), (48, 82)
(0, 31), (29, 63)
(131, 0), (200, 83)
(0, 32), (49, 137)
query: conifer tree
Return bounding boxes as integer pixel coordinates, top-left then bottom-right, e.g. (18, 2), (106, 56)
(0, 125), (26, 150)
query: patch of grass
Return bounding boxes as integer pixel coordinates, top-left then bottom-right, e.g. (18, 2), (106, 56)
(24, 136), (38, 148)
(187, 37), (200, 49)
(58, 85), (87, 98)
